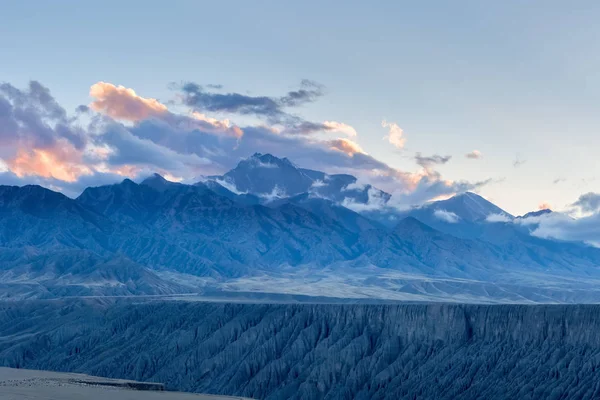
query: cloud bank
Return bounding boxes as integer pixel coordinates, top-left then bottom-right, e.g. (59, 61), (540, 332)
(0, 79), (494, 207)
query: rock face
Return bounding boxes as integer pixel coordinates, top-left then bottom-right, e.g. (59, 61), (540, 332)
(2, 300), (600, 399)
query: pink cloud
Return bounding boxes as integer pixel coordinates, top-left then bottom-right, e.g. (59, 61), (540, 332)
(90, 82), (168, 121)
(381, 120), (406, 149)
(7, 140), (92, 182)
(328, 138), (365, 155)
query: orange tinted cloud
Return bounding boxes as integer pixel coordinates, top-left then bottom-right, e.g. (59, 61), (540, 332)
(381, 120), (406, 149)
(90, 82), (168, 121)
(7, 142), (92, 182)
(323, 121), (357, 137)
(539, 202), (552, 210)
(328, 138), (365, 155)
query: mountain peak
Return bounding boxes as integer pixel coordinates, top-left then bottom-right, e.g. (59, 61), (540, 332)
(247, 153), (295, 168)
(520, 209), (552, 219)
(140, 174), (180, 192)
(221, 153), (312, 196)
(205, 153), (391, 207)
(120, 178), (137, 187)
(426, 191), (512, 222)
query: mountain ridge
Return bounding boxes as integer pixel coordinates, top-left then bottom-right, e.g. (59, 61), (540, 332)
(1, 153), (600, 303)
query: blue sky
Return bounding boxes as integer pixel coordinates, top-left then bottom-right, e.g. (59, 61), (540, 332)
(1, 0), (600, 214)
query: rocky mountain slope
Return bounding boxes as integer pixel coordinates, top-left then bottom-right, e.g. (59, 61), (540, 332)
(2, 300), (600, 399)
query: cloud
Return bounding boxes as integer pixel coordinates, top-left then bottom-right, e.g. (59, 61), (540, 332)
(381, 120), (406, 149)
(260, 185), (287, 202)
(343, 181), (367, 192)
(181, 82), (280, 118)
(538, 202), (552, 210)
(522, 212), (600, 247)
(486, 213), (512, 223)
(90, 82), (168, 121)
(513, 154), (526, 168)
(90, 82), (244, 139)
(486, 194), (600, 246)
(0, 81), (220, 190)
(279, 79), (324, 107)
(322, 121), (357, 137)
(0, 81), (86, 151)
(553, 178), (566, 184)
(278, 121), (355, 138)
(98, 123), (211, 176)
(180, 79), (322, 123)
(179, 80), (360, 139)
(342, 186), (389, 213)
(415, 153), (451, 170)
(434, 209), (460, 223)
(76, 105), (90, 114)
(376, 165), (495, 208)
(0, 81), (92, 183)
(213, 177), (246, 195)
(465, 150), (482, 159)
(328, 138), (365, 155)
(7, 141), (92, 182)
(190, 112), (243, 138)
(571, 192), (600, 215)
(310, 179), (326, 189)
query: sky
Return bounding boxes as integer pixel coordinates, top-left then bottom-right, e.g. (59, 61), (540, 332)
(1, 0), (600, 216)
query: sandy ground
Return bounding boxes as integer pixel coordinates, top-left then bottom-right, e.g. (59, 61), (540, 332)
(0, 368), (250, 400)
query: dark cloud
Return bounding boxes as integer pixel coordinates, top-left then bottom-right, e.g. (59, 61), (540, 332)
(281, 121), (332, 135)
(181, 83), (282, 119)
(0, 97), (19, 144)
(571, 192), (600, 214)
(415, 153), (451, 170)
(76, 105), (90, 113)
(1, 81), (66, 121)
(279, 79), (324, 107)
(98, 123), (211, 175)
(0, 81), (87, 151)
(180, 80), (324, 129)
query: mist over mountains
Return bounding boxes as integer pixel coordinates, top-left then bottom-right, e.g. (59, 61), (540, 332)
(2, 152), (600, 303)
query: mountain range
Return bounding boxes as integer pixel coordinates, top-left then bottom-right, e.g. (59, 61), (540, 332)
(2, 152), (600, 303)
